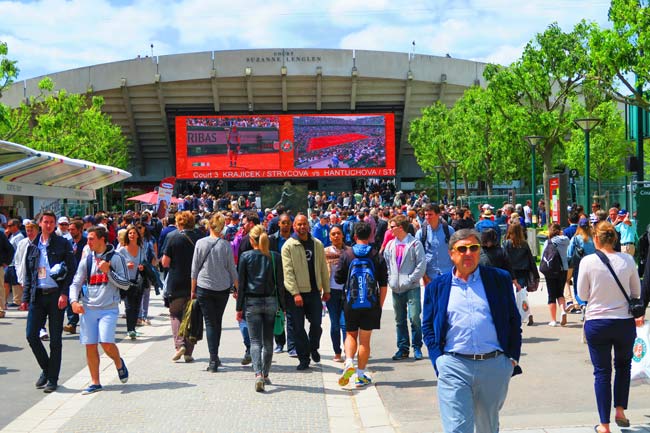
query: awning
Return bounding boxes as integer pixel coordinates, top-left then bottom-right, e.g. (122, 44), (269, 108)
(0, 140), (132, 200)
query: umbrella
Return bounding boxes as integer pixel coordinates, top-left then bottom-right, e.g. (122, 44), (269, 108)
(127, 191), (183, 205)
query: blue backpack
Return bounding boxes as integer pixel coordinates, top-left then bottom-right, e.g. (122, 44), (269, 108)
(344, 250), (378, 310)
(342, 220), (355, 246)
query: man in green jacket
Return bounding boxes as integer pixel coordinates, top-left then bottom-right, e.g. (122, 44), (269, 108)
(281, 214), (330, 370)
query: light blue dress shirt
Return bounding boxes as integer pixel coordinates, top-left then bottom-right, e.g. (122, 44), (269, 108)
(616, 220), (637, 244)
(444, 268), (502, 355)
(416, 223), (454, 278)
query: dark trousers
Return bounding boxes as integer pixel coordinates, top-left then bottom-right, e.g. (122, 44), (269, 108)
(26, 291), (65, 384)
(124, 287), (143, 333)
(326, 289), (346, 355)
(196, 288), (230, 362)
(286, 291), (322, 363)
(274, 308), (295, 351)
(584, 318), (636, 424)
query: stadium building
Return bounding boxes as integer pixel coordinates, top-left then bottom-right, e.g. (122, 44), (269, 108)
(3, 48), (488, 193)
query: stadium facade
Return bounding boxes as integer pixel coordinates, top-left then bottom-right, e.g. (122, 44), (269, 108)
(3, 48), (487, 192)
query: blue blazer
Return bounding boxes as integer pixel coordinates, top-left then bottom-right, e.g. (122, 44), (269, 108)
(422, 265), (522, 376)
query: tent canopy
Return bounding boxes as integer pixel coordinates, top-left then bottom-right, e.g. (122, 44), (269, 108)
(0, 140), (131, 200)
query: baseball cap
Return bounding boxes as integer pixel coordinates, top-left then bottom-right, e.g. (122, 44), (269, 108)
(579, 218), (589, 227)
(57, 216), (69, 224)
(82, 215), (96, 225)
(231, 212), (240, 220)
(618, 209), (628, 216)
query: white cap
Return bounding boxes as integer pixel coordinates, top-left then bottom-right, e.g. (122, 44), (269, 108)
(57, 216), (69, 224)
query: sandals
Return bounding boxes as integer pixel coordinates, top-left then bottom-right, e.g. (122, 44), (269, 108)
(615, 417), (630, 428)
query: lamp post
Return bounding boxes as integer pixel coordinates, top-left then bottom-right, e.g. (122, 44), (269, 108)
(574, 118), (601, 207)
(434, 165), (443, 204)
(524, 135), (545, 227)
(449, 160), (459, 206)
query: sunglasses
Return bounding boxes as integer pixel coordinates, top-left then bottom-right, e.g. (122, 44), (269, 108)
(453, 244), (481, 253)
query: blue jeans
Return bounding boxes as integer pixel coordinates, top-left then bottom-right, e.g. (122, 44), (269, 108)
(584, 318), (636, 424)
(197, 288), (230, 362)
(287, 291), (322, 363)
(326, 290), (346, 355)
(436, 353), (513, 433)
(392, 287), (422, 352)
(245, 296), (277, 376)
(26, 291), (65, 384)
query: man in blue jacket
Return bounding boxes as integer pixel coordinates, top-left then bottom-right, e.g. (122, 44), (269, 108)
(422, 228), (522, 433)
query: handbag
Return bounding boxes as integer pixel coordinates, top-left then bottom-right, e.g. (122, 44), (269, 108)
(526, 245), (540, 292)
(595, 250), (646, 318)
(270, 253), (285, 336)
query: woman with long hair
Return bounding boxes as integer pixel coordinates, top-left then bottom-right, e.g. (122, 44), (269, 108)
(236, 225), (284, 392)
(137, 222), (158, 326)
(541, 224), (570, 326)
(504, 223), (539, 326)
(567, 218), (596, 312)
(578, 222), (641, 432)
(191, 212), (237, 372)
(324, 224), (347, 362)
(116, 224), (145, 339)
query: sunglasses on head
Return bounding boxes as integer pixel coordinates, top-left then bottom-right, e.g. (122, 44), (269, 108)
(453, 244), (481, 253)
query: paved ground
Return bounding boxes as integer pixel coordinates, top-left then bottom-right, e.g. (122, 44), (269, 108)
(2, 283), (650, 433)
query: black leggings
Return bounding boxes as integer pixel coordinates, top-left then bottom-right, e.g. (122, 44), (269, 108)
(196, 288), (230, 362)
(124, 286), (144, 332)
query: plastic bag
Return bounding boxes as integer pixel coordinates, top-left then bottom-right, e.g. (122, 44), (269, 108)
(514, 286), (530, 323)
(631, 322), (650, 386)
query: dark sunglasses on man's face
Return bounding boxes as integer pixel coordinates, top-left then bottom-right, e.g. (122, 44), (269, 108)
(453, 244), (481, 253)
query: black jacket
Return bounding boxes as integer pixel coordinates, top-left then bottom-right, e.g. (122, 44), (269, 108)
(0, 231), (14, 266)
(23, 233), (76, 302)
(236, 250), (285, 312)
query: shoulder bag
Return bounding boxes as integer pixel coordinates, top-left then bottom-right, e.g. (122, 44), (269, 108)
(595, 250), (645, 318)
(270, 253), (285, 336)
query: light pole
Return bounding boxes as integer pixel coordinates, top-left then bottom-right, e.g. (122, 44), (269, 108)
(524, 135), (545, 226)
(574, 118), (601, 207)
(434, 165), (443, 204)
(449, 160), (459, 206)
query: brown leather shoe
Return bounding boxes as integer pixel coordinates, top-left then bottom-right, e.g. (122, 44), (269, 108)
(63, 324), (76, 334)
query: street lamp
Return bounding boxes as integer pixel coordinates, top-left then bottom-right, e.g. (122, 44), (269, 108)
(434, 165), (443, 204)
(524, 135), (545, 226)
(574, 118), (601, 207)
(449, 160), (459, 206)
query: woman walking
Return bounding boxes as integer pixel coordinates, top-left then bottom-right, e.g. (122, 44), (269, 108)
(324, 225), (347, 362)
(541, 224), (570, 326)
(236, 225), (284, 392)
(578, 222), (641, 432)
(137, 223), (158, 326)
(116, 224), (146, 340)
(504, 223), (539, 326)
(191, 213), (238, 373)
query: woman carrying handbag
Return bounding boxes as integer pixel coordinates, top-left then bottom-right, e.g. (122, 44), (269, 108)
(577, 222), (643, 432)
(504, 223), (539, 326)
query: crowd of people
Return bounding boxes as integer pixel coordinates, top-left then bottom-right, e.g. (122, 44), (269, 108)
(1, 183), (649, 432)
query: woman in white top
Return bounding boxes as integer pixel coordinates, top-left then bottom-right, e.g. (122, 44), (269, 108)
(577, 221), (642, 432)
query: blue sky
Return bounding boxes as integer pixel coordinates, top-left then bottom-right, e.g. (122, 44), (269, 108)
(1, 0), (612, 80)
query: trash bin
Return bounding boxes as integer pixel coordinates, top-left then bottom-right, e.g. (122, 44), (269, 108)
(537, 233), (547, 259)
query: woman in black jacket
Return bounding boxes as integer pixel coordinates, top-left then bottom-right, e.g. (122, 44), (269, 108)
(503, 224), (539, 326)
(237, 225), (284, 392)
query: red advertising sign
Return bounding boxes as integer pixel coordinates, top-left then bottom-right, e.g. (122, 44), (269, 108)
(175, 114), (396, 179)
(548, 176), (561, 224)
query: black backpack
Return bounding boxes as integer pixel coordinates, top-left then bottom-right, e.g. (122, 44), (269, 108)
(418, 221), (450, 249)
(540, 242), (563, 279)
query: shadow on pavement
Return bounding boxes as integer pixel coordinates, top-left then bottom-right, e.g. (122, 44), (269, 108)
(0, 344), (23, 353)
(0, 367), (19, 375)
(377, 379), (437, 389)
(264, 383), (349, 396)
(119, 381), (197, 394)
(522, 336), (560, 344)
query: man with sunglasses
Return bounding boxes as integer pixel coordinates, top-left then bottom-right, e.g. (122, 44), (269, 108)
(422, 229), (522, 433)
(383, 215), (426, 360)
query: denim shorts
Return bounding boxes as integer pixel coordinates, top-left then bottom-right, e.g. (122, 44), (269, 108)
(79, 307), (119, 344)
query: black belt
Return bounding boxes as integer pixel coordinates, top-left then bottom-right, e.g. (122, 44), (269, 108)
(445, 350), (502, 361)
(39, 287), (59, 295)
(622, 242), (635, 246)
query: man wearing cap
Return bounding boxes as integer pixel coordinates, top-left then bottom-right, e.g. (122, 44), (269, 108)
(21, 211), (76, 393)
(422, 228), (522, 432)
(475, 209), (501, 244)
(615, 209), (637, 257)
(311, 213), (331, 248)
(56, 217), (73, 241)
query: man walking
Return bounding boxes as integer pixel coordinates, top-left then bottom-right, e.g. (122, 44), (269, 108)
(69, 226), (131, 394)
(383, 215), (426, 360)
(269, 213), (294, 354)
(335, 222), (388, 387)
(416, 204), (454, 285)
(422, 229), (522, 432)
(281, 214), (330, 370)
(21, 211), (76, 393)
(64, 220), (87, 334)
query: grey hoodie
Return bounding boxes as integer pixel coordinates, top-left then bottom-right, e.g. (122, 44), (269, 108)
(383, 233), (426, 293)
(69, 244), (131, 309)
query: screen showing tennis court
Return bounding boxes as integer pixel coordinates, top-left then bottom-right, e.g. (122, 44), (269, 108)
(175, 113), (395, 179)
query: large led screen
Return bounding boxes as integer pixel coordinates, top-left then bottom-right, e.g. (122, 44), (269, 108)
(175, 113), (395, 179)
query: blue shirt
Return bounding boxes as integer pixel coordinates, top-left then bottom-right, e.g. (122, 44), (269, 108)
(616, 220), (637, 244)
(475, 219), (501, 244)
(415, 223), (454, 278)
(37, 240), (59, 289)
(444, 268), (502, 355)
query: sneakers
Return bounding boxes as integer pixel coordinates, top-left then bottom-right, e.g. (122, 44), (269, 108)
(333, 353), (343, 363)
(527, 315), (534, 326)
(241, 352), (252, 366)
(548, 321), (558, 327)
(39, 329), (49, 341)
(81, 384), (103, 395)
(207, 361), (218, 373)
(184, 355), (194, 363)
(296, 361), (310, 370)
(255, 375), (265, 392)
(172, 346), (186, 361)
(311, 350), (321, 363)
(355, 373), (372, 388)
(117, 358), (128, 383)
(392, 350), (409, 361)
(127, 331), (137, 340)
(338, 363), (356, 386)
(263, 376), (271, 385)
(35, 372), (48, 389)
(63, 324), (76, 334)
(413, 348), (424, 361)
(273, 345), (284, 353)
(43, 381), (57, 393)
(560, 313), (568, 327)
(287, 349), (298, 358)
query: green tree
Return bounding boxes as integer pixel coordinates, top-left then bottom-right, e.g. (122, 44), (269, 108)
(0, 40), (20, 132)
(589, 0), (650, 109)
